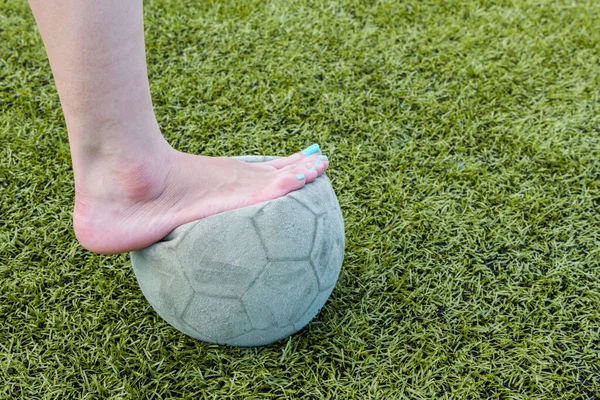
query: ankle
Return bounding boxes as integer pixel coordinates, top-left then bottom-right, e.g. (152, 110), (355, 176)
(73, 135), (175, 205)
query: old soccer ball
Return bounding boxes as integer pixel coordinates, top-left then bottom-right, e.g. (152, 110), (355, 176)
(130, 156), (345, 347)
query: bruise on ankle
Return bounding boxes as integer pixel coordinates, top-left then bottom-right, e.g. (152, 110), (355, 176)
(73, 143), (173, 204)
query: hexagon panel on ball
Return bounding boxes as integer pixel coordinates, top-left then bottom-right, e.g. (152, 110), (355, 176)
(242, 260), (319, 330)
(175, 214), (268, 298)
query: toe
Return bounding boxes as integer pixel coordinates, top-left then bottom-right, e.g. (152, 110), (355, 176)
(304, 156), (328, 178)
(302, 165), (320, 183)
(273, 171), (307, 194)
(265, 145), (322, 169)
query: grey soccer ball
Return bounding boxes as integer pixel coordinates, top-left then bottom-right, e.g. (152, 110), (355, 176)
(130, 155), (345, 347)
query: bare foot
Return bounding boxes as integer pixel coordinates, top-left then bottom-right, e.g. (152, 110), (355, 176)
(72, 144), (329, 254)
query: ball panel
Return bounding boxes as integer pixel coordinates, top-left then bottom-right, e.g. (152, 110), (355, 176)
(163, 201), (265, 248)
(328, 211), (345, 285)
(177, 215), (267, 267)
(131, 245), (194, 318)
(131, 246), (199, 338)
(182, 295), (253, 343)
(253, 198), (316, 260)
(292, 287), (335, 332)
(160, 273), (195, 319)
(131, 241), (181, 278)
(311, 210), (344, 290)
(130, 250), (166, 303)
(242, 261), (319, 329)
(289, 174), (337, 215)
(176, 216), (268, 297)
(131, 263), (172, 317)
(184, 260), (261, 299)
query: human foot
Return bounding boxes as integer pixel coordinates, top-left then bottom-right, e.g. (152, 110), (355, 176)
(72, 144), (330, 254)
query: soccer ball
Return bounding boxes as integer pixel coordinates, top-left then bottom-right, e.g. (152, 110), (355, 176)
(130, 156), (345, 347)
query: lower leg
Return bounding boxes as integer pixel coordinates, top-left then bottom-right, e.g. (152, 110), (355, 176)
(28, 0), (169, 197)
(27, 0), (328, 254)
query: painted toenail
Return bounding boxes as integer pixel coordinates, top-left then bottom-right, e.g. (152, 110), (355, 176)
(319, 155), (328, 160)
(302, 143), (320, 156)
(309, 166), (317, 171)
(315, 159), (322, 165)
(296, 174), (305, 180)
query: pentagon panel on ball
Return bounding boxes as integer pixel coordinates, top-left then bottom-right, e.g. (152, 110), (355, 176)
(130, 155), (345, 347)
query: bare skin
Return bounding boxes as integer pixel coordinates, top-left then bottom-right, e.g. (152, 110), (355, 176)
(27, 0), (329, 254)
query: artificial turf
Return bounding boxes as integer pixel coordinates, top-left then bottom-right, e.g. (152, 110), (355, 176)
(1, 0), (599, 398)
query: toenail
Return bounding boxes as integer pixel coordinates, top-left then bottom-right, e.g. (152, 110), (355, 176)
(319, 155), (328, 160)
(296, 174), (305, 180)
(309, 166), (317, 171)
(302, 143), (320, 156)
(315, 159), (322, 165)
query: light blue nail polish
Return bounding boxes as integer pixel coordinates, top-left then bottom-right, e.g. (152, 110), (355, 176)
(302, 143), (320, 156)
(309, 166), (317, 171)
(319, 155), (328, 160)
(315, 159), (322, 165)
(296, 174), (305, 180)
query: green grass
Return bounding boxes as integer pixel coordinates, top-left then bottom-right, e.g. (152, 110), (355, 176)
(1, 0), (599, 398)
